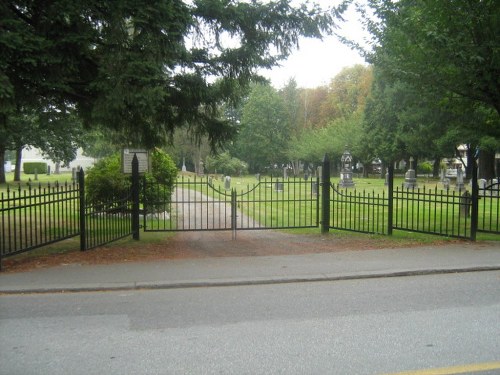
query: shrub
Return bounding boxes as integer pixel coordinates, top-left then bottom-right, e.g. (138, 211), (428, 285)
(85, 149), (178, 212)
(85, 154), (130, 210)
(23, 162), (47, 174)
(205, 152), (248, 176)
(143, 149), (178, 212)
(418, 161), (433, 175)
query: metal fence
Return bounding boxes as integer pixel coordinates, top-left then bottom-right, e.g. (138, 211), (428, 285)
(322, 155), (499, 240)
(143, 176), (319, 233)
(0, 164), (140, 269)
(0, 182), (80, 258)
(393, 186), (472, 238)
(478, 182), (500, 234)
(78, 170), (136, 251)
(330, 185), (389, 235)
(1, 154), (499, 269)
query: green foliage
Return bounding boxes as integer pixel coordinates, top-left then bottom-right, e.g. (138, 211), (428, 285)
(85, 155), (131, 208)
(363, 0), (500, 120)
(287, 112), (364, 165)
(150, 148), (178, 188)
(1, 0), (337, 151)
(417, 161), (433, 175)
(86, 149), (178, 212)
(205, 152), (248, 176)
(23, 162), (47, 174)
(232, 84), (290, 172)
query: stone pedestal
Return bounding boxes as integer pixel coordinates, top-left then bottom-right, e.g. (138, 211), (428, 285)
(455, 168), (465, 191)
(339, 148), (355, 188)
(339, 170), (355, 188)
(404, 169), (417, 189)
(404, 157), (418, 189)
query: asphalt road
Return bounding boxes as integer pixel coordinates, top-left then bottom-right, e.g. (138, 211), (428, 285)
(1, 271), (499, 375)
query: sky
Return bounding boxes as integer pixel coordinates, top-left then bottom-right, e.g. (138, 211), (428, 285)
(260, 2), (369, 89)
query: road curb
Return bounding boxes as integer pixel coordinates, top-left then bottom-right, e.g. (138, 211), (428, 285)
(1, 266), (499, 295)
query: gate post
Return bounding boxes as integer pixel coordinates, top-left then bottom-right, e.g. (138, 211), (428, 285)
(78, 168), (86, 251)
(131, 154), (140, 241)
(470, 158), (479, 241)
(387, 164), (394, 236)
(321, 154), (330, 234)
(231, 188), (237, 240)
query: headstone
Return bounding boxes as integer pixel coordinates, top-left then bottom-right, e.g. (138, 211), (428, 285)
(311, 181), (318, 196)
(283, 167), (288, 179)
(34, 169), (38, 181)
(403, 157), (417, 189)
(459, 191), (471, 217)
(208, 176), (213, 186)
(443, 178), (450, 190)
(440, 169), (445, 182)
(71, 167), (77, 181)
(304, 173), (309, 181)
(198, 160), (204, 176)
(47, 165), (51, 175)
(4, 160), (12, 173)
(455, 167), (465, 191)
(181, 157), (187, 172)
(478, 179), (487, 197)
(224, 176), (231, 190)
(384, 168), (389, 186)
(274, 181), (284, 192)
(255, 173), (260, 181)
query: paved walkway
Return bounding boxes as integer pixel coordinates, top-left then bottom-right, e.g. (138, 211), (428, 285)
(1, 237), (499, 294)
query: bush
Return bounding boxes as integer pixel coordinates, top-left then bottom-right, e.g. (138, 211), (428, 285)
(205, 152), (248, 176)
(418, 161), (433, 175)
(86, 149), (178, 212)
(24, 162), (47, 174)
(143, 149), (178, 212)
(86, 154), (130, 209)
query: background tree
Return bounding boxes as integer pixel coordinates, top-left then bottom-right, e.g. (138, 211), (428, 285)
(321, 65), (373, 120)
(361, 0), (500, 117)
(232, 84), (289, 172)
(362, 67), (500, 179)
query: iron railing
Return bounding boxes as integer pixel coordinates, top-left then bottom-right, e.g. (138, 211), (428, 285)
(478, 182), (500, 234)
(1, 160), (141, 269)
(330, 185), (389, 235)
(143, 176), (319, 232)
(0, 182), (80, 258)
(393, 186), (471, 238)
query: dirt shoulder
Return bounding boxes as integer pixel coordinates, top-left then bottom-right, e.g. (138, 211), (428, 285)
(1, 230), (459, 273)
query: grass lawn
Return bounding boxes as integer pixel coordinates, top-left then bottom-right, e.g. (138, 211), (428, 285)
(1, 171), (75, 193)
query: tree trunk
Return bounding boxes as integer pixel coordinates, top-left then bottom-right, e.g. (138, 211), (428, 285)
(465, 146), (474, 180)
(0, 113), (6, 184)
(432, 159), (440, 178)
(14, 145), (22, 181)
(478, 149), (495, 180)
(0, 144), (6, 184)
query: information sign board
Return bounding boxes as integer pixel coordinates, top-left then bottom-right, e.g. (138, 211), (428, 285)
(122, 149), (149, 174)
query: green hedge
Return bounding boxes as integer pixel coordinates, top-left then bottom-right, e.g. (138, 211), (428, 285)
(86, 149), (178, 212)
(23, 162), (47, 174)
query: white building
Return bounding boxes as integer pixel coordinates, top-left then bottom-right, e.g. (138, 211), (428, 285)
(18, 147), (96, 173)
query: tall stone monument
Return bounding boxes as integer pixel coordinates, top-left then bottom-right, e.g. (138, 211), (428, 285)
(339, 148), (355, 188)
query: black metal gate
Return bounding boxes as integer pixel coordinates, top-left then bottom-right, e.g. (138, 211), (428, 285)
(142, 176), (319, 233)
